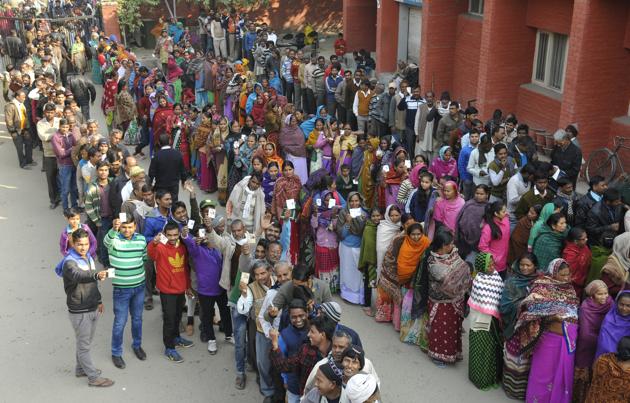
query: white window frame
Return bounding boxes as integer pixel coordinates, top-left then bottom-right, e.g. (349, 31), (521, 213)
(532, 30), (569, 93)
(468, 0), (484, 16)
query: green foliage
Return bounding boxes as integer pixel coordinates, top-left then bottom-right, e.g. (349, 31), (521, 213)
(118, 0), (160, 32)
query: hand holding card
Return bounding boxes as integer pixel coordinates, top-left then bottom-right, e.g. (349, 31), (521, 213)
(119, 212), (127, 222)
(286, 199), (296, 210)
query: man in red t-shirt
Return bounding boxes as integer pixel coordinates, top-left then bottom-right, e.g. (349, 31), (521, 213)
(334, 33), (347, 64)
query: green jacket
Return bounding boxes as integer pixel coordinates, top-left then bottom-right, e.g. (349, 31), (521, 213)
(532, 225), (567, 271)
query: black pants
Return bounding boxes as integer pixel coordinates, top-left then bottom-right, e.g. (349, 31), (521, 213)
(285, 82), (294, 104)
(403, 127), (416, 157)
(363, 274), (372, 308)
(135, 120), (150, 155)
(304, 89), (315, 115)
(337, 104), (347, 125)
(12, 132), (33, 168)
(346, 109), (358, 131)
(144, 258), (155, 298)
(199, 291), (233, 340)
(79, 103), (90, 120)
(160, 293), (185, 349)
(43, 156), (59, 203)
(247, 317), (257, 371)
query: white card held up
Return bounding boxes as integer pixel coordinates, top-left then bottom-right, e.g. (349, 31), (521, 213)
(107, 268), (116, 278)
(119, 212), (127, 222)
(328, 198), (336, 208)
(159, 233), (168, 244)
(233, 141), (239, 149)
(286, 199), (296, 210)
(207, 208), (216, 219)
(315, 198), (322, 207)
(240, 272), (250, 284)
(352, 179), (358, 185)
(382, 165), (390, 173)
(405, 160), (411, 168)
(198, 228), (206, 238)
(349, 208), (362, 218)
(187, 220), (195, 230)
(241, 134), (247, 141)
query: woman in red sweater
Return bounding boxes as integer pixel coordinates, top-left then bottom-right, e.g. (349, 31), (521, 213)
(562, 227), (592, 299)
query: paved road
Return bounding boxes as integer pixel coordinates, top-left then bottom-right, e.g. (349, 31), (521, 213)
(0, 84), (508, 402)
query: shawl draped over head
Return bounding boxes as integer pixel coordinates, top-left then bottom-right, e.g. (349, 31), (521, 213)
(602, 232), (630, 286)
(336, 192), (367, 237)
(262, 170), (280, 205)
(575, 280), (614, 368)
(499, 258), (539, 340)
(468, 252), (504, 319)
(376, 205), (403, 272)
(429, 181), (464, 237)
(300, 105), (329, 139)
(264, 142), (284, 169)
(408, 163), (426, 188)
(595, 290), (630, 360)
(271, 172), (302, 218)
(167, 56), (183, 82)
(528, 202), (556, 246)
(279, 120), (306, 158)
(455, 198), (487, 247)
(514, 258), (580, 354)
(398, 233), (431, 285)
(429, 145), (458, 180)
(425, 246), (471, 303)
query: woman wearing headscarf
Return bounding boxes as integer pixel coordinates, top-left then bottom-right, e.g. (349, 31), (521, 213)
(358, 208), (381, 316)
(499, 253), (539, 400)
(166, 56), (183, 103)
(397, 161), (425, 207)
(262, 161), (280, 206)
(263, 141), (284, 169)
(417, 229), (471, 366)
(333, 126), (357, 176)
(264, 100), (282, 144)
(279, 114), (308, 185)
(209, 116), (230, 204)
(299, 105), (329, 139)
(152, 94), (174, 143)
(527, 201), (562, 249)
(595, 290), (630, 360)
(193, 114), (216, 192)
(600, 232), (630, 298)
(532, 213), (569, 271)
(271, 161), (303, 264)
(454, 184), (489, 260)
(426, 180), (464, 240)
(113, 80), (137, 133)
(515, 258), (579, 403)
(381, 158), (408, 211)
(507, 204), (541, 265)
(562, 227), (592, 298)
(71, 36), (87, 74)
(375, 205), (403, 290)
(335, 192), (368, 305)
(573, 280), (614, 403)
(89, 33), (102, 85)
(585, 336), (630, 403)
(358, 137), (380, 209)
(226, 120), (246, 197)
(166, 103), (191, 171)
(429, 145), (458, 182)
(311, 190), (340, 294)
(468, 252), (504, 390)
(101, 70), (118, 130)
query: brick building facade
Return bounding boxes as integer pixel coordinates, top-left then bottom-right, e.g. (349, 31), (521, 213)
(344, 0), (630, 157)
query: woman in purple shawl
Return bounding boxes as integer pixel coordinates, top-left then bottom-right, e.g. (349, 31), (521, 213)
(454, 184), (489, 260)
(573, 280), (614, 403)
(279, 114), (308, 184)
(429, 146), (458, 182)
(595, 290), (630, 360)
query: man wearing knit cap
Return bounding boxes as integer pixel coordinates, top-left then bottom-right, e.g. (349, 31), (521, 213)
(320, 301), (362, 347)
(345, 373), (380, 403)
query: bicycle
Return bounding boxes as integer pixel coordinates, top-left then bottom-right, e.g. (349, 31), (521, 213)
(585, 136), (630, 183)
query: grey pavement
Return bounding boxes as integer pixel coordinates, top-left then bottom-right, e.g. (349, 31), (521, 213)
(0, 78), (508, 402)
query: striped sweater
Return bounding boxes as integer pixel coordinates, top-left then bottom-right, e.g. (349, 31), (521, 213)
(103, 229), (147, 288)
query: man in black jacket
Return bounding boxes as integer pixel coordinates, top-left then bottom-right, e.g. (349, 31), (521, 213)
(574, 175), (608, 229)
(585, 188), (625, 247)
(551, 128), (582, 187)
(62, 229), (113, 387)
(148, 133), (189, 202)
(67, 74), (96, 119)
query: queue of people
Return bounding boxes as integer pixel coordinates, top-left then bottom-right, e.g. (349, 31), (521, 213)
(4, 4), (630, 402)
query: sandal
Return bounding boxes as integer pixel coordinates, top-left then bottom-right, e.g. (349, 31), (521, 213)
(88, 377), (114, 387)
(362, 307), (374, 317)
(144, 299), (153, 311)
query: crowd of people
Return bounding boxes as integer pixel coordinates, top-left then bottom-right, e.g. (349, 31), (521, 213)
(3, 4), (630, 403)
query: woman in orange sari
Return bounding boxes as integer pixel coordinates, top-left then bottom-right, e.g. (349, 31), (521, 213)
(263, 142), (284, 170)
(150, 17), (167, 39)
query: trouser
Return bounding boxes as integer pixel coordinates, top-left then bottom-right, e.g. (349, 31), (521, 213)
(12, 131), (33, 168)
(363, 274), (372, 308)
(96, 216), (112, 266)
(293, 83), (302, 110)
(285, 81), (294, 104)
(43, 156), (59, 204)
(315, 91), (326, 109)
(200, 34), (208, 53)
(247, 317), (257, 372)
(228, 33), (237, 60)
(347, 109), (358, 131)
(287, 391), (301, 403)
(111, 284), (145, 356)
(206, 37), (214, 54)
(304, 88), (315, 115)
(509, 213), (518, 234)
(185, 294), (195, 323)
(160, 293), (185, 349)
(69, 310), (100, 381)
(231, 307), (248, 375)
(326, 99), (337, 120)
(135, 119), (150, 155)
(403, 127), (416, 157)
(144, 258), (156, 298)
(79, 103), (90, 120)
(356, 115), (369, 134)
(337, 104), (347, 125)
(199, 292), (232, 340)
(213, 38), (227, 58)
(256, 331), (275, 397)
(461, 179), (474, 201)
(371, 119), (387, 138)
(58, 164), (78, 211)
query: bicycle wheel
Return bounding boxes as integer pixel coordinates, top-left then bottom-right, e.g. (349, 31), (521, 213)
(586, 148), (616, 183)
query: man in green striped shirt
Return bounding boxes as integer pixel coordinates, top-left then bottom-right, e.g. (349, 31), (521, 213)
(104, 215), (148, 369)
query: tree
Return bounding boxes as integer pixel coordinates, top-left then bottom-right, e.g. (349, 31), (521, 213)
(117, 0), (160, 33)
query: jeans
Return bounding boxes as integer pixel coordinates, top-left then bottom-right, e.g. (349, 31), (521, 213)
(256, 331), (275, 397)
(69, 310), (99, 381)
(43, 156), (59, 204)
(287, 391), (301, 403)
(12, 131), (33, 168)
(293, 83), (302, 110)
(97, 216), (113, 267)
(160, 293), (184, 349)
(199, 292), (232, 340)
(79, 103), (90, 120)
(58, 164), (78, 211)
(111, 284), (145, 356)
(231, 307), (248, 375)
(461, 179), (474, 201)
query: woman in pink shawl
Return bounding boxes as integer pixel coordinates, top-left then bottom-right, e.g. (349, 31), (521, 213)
(427, 181), (465, 240)
(429, 146), (458, 182)
(573, 280), (614, 403)
(279, 114), (308, 184)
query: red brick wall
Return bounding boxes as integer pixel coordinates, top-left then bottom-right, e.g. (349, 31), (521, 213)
(375, 0), (398, 73)
(624, 6), (630, 49)
(476, 0), (534, 117)
(343, 0), (377, 52)
(559, 0), (630, 156)
(516, 85), (562, 134)
(526, 0), (573, 34)
(452, 14), (482, 107)
(102, 2), (122, 41)
(419, 0), (467, 94)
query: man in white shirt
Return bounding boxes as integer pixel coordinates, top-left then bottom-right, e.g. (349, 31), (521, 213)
(506, 163), (536, 230)
(37, 102), (60, 208)
(210, 16), (227, 58)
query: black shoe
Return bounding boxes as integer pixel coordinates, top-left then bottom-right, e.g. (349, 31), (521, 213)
(20, 165), (32, 170)
(27, 161), (37, 166)
(263, 397), (273, 403)
(49, 202), (56, 209)
(112, 355), (126, 369)
(200, 332), (209, 343)
(133, 347), (147, 361)
(75, 207), (85, 213)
